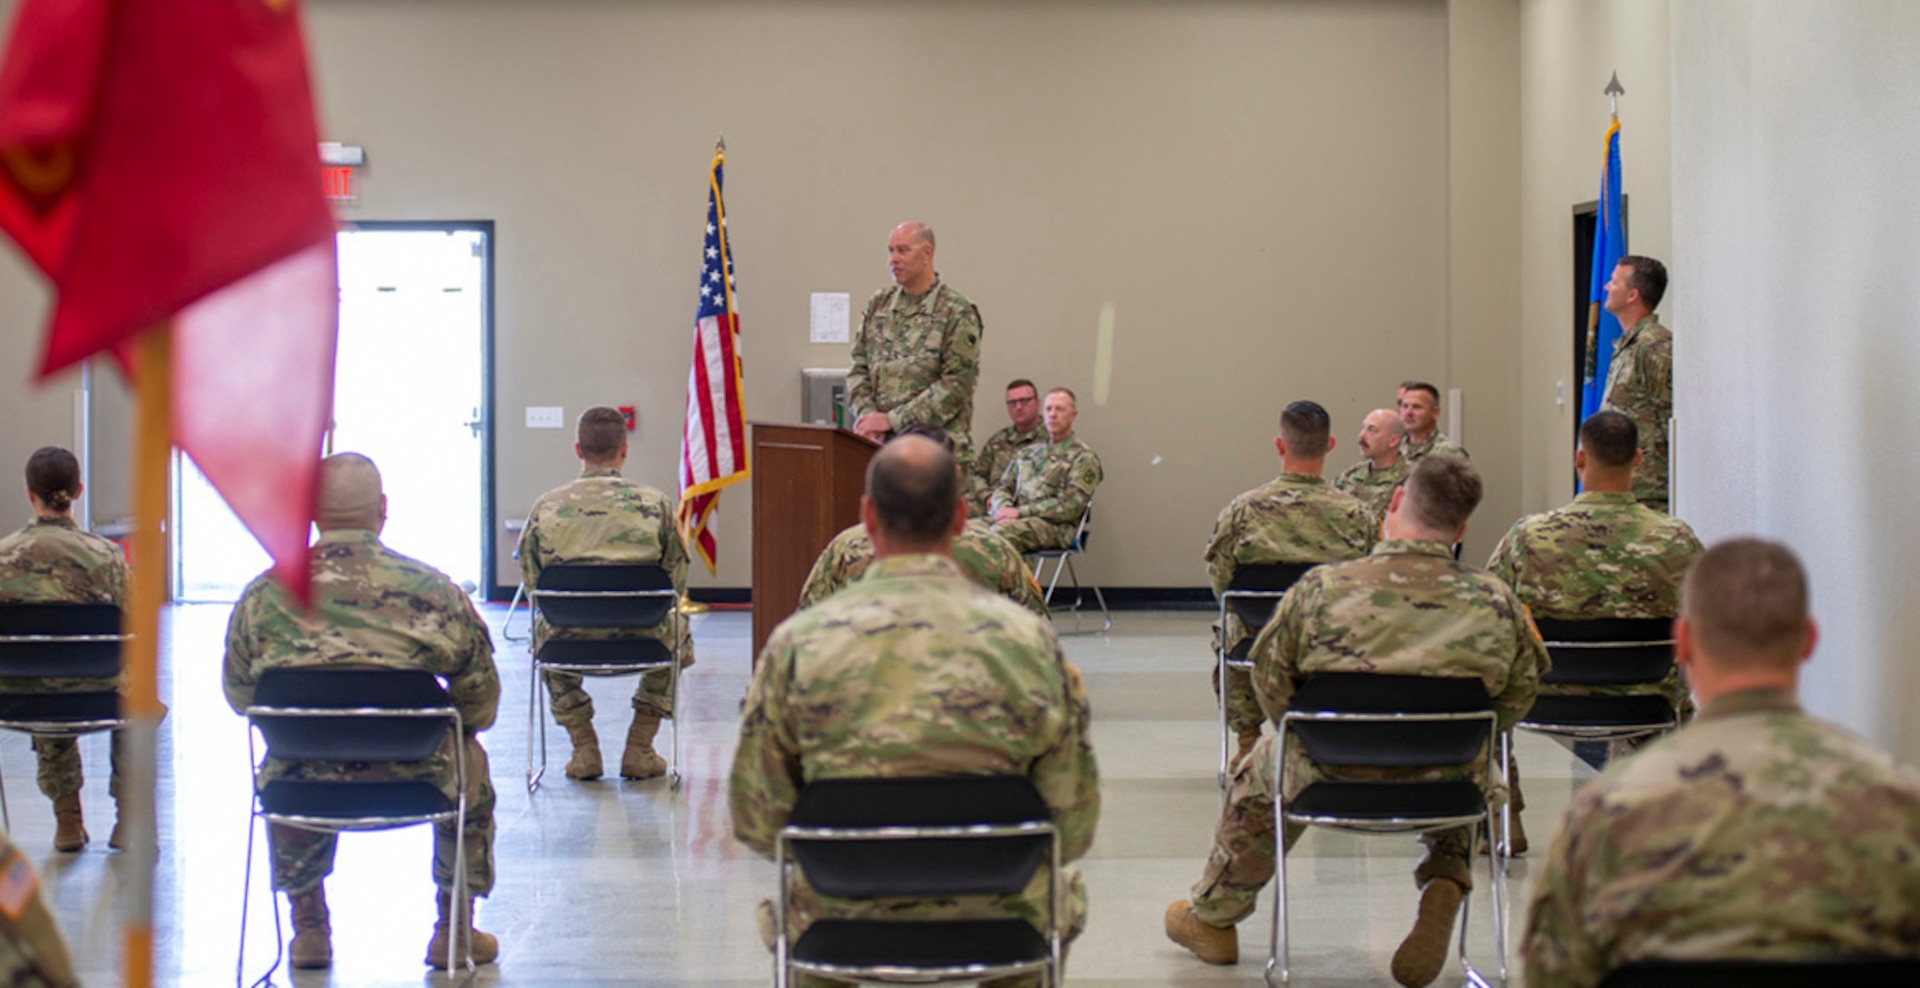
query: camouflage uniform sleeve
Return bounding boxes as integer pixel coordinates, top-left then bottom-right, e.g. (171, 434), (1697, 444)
(1203, 501), (1238, 597)
(1250, 581), (1309, 722)
(222, 584), (264, 716)
(1021, 448), (1102, 525)
(885, 301), (982, 433)
(1486, 520), (1525, 590)
(796, 545), (839, 610)
(107, 552), (130, 609)
(1522, 788), (1610, 987)
(989, 451), (1020, 514)
(1031, 643), (1101, 862)
(1492, 592), (1547, 731)
(660, 495), (690, 593)
(728, 633), (805, 859)
(1006, 556), (1050, 618)
(516, 503), (543, 590)
(846, 292), (883, 417)
(445, 591), (501, 734)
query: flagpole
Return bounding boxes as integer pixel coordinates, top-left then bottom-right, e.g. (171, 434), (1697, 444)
(122, 325), (170, 988)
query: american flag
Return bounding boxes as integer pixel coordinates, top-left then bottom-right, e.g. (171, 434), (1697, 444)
(677, 145), (748, 573)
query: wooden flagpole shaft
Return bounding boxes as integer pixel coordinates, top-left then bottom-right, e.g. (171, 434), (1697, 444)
(122, 326), (170, 988)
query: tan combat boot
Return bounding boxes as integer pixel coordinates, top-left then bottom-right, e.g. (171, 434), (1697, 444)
(1163, 899), (1238, 965)
(1231, 726), (1262, 771)
(1390, 877), (1464, 987)
(52, 794), (87, 852)
(563, 719), (602, 780)
(288, 883), (332, 969)
(425, 889), (498, 968)
(620, 714), (668, 780)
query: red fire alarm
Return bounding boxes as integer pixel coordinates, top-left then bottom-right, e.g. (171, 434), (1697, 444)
(618, 406), (636, 430)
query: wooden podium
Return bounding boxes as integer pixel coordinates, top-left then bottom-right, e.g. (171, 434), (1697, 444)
(750, 422), (878, 657)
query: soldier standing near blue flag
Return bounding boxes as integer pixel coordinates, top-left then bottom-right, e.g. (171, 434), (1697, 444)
(1599, 256), (1673, 513)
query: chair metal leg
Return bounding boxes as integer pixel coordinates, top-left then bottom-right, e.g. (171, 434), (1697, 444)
(0, 759), (9, 833)
(1049, 553), (1110, 637)
(1266, 738), (1291, 985)
(668, 613), (684, 792)
(501, 583), (527, 642)
(526, 660), (548, 792)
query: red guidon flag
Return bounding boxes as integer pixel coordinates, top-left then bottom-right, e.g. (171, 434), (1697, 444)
(677, 146), (748, 574)
(0, 0), (338, 603)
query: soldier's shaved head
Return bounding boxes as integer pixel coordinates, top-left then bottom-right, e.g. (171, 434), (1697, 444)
(1579, 411), (1638, 469)
(1683, 538), (1810, 671)
(1398, 455), (1480, 535)
(1278, 400), (1332, 455)
(866, 435), (961, 548)
(317, 453), (385, 532)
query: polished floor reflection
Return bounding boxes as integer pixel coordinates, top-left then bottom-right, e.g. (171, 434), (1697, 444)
(21, 605), (1595, 985)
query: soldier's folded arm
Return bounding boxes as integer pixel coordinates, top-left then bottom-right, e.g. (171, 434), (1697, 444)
(220, 594), (260, 715)
(728, 641), (804, 859)
(1030, 648), (1101, 862)
(448, 602), (501, 733)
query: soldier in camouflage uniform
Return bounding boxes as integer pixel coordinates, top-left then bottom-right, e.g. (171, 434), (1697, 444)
(1206, 401), (1375, 770)
(1524, 539), (1920, 986)
(968, 378), (1047, 515)
(989, 387), (1103, 553)
(1598, 255), (1674, 512)
(0, 446), (130, 853)
(0, 825), (77, 987)
(1486, 411), (1704, 853)
(847, 221), (983, 468)
(1167, 456), (1543, 988)
(1334, 407), (1409, 530)
(518, 407), (694, 781)
(1398, 381), (1469, 464)
(804, 425), (1045, 616)
(224, 454), (500, 971)
(731, 436), (1100, 987)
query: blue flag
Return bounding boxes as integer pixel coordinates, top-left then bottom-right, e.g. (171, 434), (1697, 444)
(1580, 117), (1625, 420)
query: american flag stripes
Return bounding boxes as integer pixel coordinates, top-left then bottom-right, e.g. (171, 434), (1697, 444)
(677, 145), (748, 573)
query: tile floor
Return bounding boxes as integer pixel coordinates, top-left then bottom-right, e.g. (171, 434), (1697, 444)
(17, 605), (1596, 986)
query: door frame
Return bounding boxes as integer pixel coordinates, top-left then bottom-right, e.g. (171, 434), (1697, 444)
(338, 219), (498, 600)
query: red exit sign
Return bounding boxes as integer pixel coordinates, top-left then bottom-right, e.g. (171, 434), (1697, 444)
(322, 166), (355, 201)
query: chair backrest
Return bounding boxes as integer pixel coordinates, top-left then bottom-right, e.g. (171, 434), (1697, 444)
(783, 776), (1054, 899)
(1285, 673), (1495, 768)
(1223, 562), (1317, 630)
(1534, 616), (1674, 686)
(1598, 958), (1920, 988)
(0, 603), (124, 680)
(532, 563), (675, 630)
(247, 666), (456, 763)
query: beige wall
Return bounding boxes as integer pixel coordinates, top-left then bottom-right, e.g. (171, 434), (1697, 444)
(1671, 0), (1920, 762)
(0, 0), (1531, 593)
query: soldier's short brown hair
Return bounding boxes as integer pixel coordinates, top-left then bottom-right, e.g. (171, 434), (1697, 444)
(867, 435), (960, 545)
(1005, 379), (1036, 398)
(1683, 538), (1809, 668)
(577, 406), (627, 462)
(1579, 411), (1639, 468)
(1618, 255), (1668, 309)
(1399, 381), (1440, 404)
(1401, 455), (1481, 533)
(25, 446), (80, 514)
(1046, 387), (1077, 407)
(1279, 400), (1331, 453)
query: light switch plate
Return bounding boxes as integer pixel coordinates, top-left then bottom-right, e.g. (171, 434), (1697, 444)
(526, 406), (564, 429)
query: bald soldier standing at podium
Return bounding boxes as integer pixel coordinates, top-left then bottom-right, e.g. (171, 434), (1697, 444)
(847, 222), (983, 464)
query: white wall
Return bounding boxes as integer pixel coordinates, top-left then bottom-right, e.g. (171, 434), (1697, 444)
(1672, 0), (1920, 762)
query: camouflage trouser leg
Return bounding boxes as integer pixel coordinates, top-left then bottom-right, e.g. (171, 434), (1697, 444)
(1190, 735), (1304, 927)
(1211, 665), (1264, 736)
(268, 824), (338, 894)
(543, 670), (595, 728)
(994, 518), (1071, 555)
(433, 739), (496, 897)
(629, 630), (697, 719)
(1415, 827), (1475, 890)
(34, 728), (128, 801)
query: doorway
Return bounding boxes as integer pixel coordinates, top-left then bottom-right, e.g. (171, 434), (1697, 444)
(174, 223), (495, 600)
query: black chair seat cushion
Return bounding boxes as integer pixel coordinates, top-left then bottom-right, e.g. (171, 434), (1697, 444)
(1523, 695), (1676, 730)
(1598, 958), (1920, 988)
(533, 637), (674, 670)
(259, 779), (454, 820)
(0, 691), (121, 724)
(793, 918), (1047, 971)
(1287, 780), (1485, 822)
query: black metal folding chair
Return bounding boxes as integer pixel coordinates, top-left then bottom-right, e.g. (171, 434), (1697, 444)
(0, 602), (127, 832)
(1598, 958), (1920, 988)
(237, 666), (473, 985)
(1268, 673), (1509, 987)
(774, 775), (1062, 987)
(1519, 617), (1679, 744)
(1215, 562), (1317, 788)
(1029, 502), (1110, 635)
(526, 563), (684, 791)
